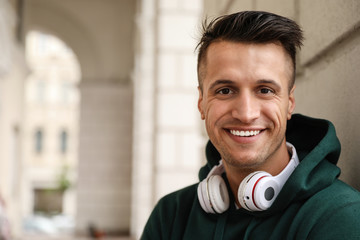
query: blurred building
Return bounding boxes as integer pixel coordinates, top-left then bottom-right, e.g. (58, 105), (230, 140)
(23, 30), (80, 220)
(0, 0), (358, 239)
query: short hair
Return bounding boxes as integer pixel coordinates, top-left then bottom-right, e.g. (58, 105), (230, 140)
(196, 11), (304, 91)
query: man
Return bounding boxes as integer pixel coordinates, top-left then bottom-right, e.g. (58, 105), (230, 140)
(141, 11), (360, 239)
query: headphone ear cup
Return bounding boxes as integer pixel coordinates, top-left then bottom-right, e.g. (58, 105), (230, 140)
(197, 179), (213, 213)
(207, 175), (230, 214)
(252, 176), (280, 210)
(197, 175), (230, 214)
(238, 171), (274, 211)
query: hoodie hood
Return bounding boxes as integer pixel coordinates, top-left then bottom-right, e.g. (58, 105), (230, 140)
(278, 114), (341, 208)
(142, 114), (360, 240)
(198, 114), (341, 214)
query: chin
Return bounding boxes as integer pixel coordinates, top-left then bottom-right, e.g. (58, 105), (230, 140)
(224, 153), (264, 169)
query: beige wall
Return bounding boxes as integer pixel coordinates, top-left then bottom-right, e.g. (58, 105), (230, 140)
(202, 0), (360, 190)
(296, 0), (360, 190)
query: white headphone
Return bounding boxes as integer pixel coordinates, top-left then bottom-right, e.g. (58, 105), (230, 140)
(197, 142), (299, 213)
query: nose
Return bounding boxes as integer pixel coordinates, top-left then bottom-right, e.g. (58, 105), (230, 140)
(231, 91), (260, 123)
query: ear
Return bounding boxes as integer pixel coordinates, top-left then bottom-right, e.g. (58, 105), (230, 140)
(198, 87), (205, 120)
(287, 85), (296, 120)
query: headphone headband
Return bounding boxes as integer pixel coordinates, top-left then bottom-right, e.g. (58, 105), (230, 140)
(273, 142), (299, 185)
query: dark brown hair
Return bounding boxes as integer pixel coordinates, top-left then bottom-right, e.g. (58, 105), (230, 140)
(196, 11), (304, 91)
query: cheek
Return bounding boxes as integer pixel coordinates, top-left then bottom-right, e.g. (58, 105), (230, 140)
(204, 102), (228, 127)
(261, 101), (288, 127)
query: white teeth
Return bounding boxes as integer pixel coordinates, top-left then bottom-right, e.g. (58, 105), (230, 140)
(230, 130), (261, 137)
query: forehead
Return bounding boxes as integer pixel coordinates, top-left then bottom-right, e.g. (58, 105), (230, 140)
(206, 41), (288, 64)
(201, 41), (293, 86)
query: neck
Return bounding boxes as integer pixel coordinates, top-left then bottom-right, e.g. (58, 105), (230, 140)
(223, 141), (291, 208)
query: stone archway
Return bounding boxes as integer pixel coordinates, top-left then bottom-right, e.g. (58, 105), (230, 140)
(23, 0), (103, 80)
(23, 0), (135, 235)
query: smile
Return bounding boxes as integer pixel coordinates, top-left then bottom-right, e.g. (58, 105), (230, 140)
(229, 129), (261, 137)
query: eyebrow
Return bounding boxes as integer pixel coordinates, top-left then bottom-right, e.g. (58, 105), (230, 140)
(256, 79), (282, 91)
(209, 79), (235, 91)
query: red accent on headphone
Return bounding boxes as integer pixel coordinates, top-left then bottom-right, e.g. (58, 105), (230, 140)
(252, 175), (267, 210)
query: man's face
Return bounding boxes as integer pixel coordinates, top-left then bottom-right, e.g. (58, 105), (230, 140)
(198, 41), (295, 170)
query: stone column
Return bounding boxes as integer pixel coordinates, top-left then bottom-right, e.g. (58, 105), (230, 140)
(76, 79), (133, 234)
(0, 0), (28, 237)
(131, 0), (204, 238)
(154, 0), (204, 200)
(130, 0), (157, 237)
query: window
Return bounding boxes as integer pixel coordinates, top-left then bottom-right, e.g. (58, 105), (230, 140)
(60, 130), (68, 154)
(35, 129), (43, 154)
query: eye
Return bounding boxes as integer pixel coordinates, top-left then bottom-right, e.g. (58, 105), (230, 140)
(259, 88), (275, 95)
(217, 88), (233, 95)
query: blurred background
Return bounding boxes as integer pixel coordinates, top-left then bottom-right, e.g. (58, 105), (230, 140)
(0, 0), (359, 239)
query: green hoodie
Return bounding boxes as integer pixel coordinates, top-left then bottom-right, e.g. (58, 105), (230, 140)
(141, 114), (360, 239)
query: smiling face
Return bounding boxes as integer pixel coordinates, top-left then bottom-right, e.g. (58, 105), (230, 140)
(198, 41), (295, 172)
